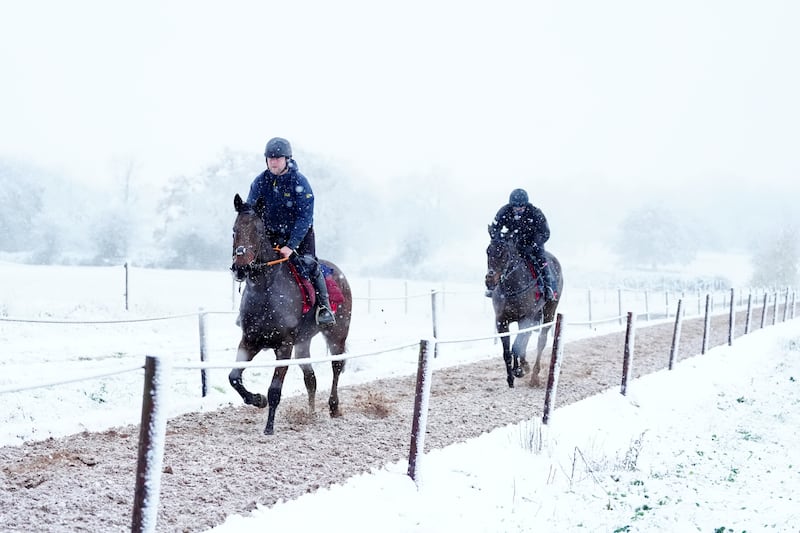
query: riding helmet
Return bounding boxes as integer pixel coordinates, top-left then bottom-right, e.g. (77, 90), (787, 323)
(509, 188), (529, 206)
(264, 137), (292, 158)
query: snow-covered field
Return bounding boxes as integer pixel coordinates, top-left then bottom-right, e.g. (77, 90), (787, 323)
(2, 260), (798, 532)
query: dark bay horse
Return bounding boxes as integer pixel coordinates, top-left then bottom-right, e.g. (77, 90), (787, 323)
(485, 233), (563, 388)
(229, 193), (353, 435)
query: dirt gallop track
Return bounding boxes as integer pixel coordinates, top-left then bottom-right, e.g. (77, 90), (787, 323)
(0, 308), (782, 532)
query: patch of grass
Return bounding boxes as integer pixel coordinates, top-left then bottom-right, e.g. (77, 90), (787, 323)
(518, 420), (543, 454)
(622, 432), (646, 471)
(86, 383), (108, 404)
(736, 428), (761, 442)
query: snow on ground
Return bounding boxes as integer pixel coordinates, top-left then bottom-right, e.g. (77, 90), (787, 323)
(1, 260), (797, 532)
(210, 320), (800, 532)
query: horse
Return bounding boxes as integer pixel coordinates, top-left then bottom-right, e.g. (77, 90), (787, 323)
(484, 232), (563, 388)
(228, 193), (353, 435)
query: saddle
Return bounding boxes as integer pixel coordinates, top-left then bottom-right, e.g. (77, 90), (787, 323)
(522, 258), (558, 301)
(286, 262), (345, 314)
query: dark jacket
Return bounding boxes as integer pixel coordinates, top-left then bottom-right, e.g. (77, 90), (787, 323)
(489, 202), (550, 251)
(246, 159), (315, 254)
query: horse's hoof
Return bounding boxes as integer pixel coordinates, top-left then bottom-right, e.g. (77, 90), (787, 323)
(507, 376), (515, 388)
(513, 367), (524, 378)
(252, 393), (268, 408)
(263, 426), (274, 436)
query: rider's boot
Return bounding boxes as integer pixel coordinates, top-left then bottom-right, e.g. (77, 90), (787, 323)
(538, 261), (556, 302)
(310, 263), (336, 326)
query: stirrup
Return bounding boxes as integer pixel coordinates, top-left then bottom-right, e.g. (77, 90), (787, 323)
(543, 286), (556, 301)
(316, 306), (336, 326)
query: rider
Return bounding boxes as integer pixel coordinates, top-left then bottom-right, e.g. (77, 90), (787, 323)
(488, 188), (556, 301)
(246, 137), (336, 326)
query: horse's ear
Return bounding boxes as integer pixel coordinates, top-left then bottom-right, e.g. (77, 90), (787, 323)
(255, 196), (266, 216)
(234, 193), (243, 212)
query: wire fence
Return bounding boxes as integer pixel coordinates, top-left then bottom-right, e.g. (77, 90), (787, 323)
(1, 284), (795, 396)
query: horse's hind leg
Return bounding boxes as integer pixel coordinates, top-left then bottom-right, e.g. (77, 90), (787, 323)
(497, 320), (515, 388)
(328, 359), (345, 417)
(294, 340), (317, 415)
(323, 329), (347, 417)
(512, 315), (537, 379)
(229, 341), (267, 408)
(529, 325), (552, 387)
(512, 329), (533, 379)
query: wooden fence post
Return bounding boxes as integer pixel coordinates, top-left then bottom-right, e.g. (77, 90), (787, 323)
(620, 312), (636, 396)
(132, 356), (168, 533)
(772, 291), (778, 325)
(668, 299), (683, 370)
(198, 309), (208, 397)
(744, 293), (753, 334)
(430, 290), (439, 358)
(124, 262), (129, 311)
(542, 313), (565, 425)
(407, 339), (434, 484)
(587, 289), (593, 328)
(728, 288), (735, 346)
(702, 294), (711, 354)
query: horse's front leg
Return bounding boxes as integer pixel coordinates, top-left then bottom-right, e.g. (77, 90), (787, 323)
(263, 345), (294, 435)
(497, 320), (515, 388)
(228, 340), (267, 408)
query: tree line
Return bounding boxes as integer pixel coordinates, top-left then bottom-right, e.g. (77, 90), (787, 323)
(1, 154), (797, 288)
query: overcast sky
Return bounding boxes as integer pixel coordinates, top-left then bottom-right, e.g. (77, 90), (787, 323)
(2, 0), (799, 194)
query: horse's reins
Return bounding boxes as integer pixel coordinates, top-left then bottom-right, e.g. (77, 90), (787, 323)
(498, 252), (538, 298)
(234, 245), (289, 268)
(266, 247), (290, 266)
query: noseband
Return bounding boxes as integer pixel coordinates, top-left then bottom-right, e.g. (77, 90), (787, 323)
(231, 243), (289, 281)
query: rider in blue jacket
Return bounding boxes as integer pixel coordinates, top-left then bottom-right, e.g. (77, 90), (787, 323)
(246, 137), (335, 326)
(488, 188), (556, 301)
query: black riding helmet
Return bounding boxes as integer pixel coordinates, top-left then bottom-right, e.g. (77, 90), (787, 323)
(264, 137), (292, 158)
(509, 188), (529, 206)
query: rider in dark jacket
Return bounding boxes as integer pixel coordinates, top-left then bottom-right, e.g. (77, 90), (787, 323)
(488, 188), (556, 301)
(246, 137), (335, 326)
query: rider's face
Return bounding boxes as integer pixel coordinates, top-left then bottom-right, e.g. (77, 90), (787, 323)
(267, 156), (287, 175)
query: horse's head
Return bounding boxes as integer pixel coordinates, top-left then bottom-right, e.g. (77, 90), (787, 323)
(231, 193), (268, 282)
(485, 233), (514, 291)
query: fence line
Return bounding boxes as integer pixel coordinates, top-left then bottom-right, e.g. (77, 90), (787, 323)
(2, 289), (793, 396)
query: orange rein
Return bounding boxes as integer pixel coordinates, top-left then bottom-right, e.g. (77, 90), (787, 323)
(265, 246), (290, 266)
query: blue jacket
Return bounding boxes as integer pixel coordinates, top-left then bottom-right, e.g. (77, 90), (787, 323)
(246, 159), (315, 251)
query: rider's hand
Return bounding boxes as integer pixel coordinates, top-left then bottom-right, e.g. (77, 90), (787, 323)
(279, 246), (294, 258)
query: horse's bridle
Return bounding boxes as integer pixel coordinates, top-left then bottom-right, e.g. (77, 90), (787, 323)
(231, 244), (289, 282)
(486, 240), (537, 297)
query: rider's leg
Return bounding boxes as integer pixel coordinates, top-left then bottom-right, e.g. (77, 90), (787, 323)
(533, 247), (556, 301)
(299, 254), (335, 326)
